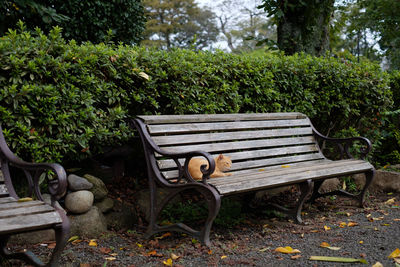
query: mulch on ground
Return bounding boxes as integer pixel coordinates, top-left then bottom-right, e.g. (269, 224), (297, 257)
(5, 189), (400, 267)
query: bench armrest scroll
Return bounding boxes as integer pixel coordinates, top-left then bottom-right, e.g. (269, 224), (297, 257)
(312, 128), (372, 160)
(0, 125), (67, 201)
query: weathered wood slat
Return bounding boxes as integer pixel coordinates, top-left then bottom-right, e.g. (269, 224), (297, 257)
(161, 136), (316, 154)
(0, 200), (44, 211)
(148, 119), (311, 135)
(161, 153), (325, 179)
(0, 197), (16, 204)
(0, 204), (55, 219)
(0, 211), (62, 235)
(153, 127), (313, 146)
(139, 112), (307, 124)
(211, 159), (371, 186)
(212, 161), (373, 195)
(157, 144), (321, 170)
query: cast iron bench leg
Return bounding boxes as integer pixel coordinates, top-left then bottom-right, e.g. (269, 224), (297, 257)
(358, 169), (375, 207)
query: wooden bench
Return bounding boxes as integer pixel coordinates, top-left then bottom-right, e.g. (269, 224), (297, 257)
(0, 125), (70, 266)
(133, 113), (375, 246)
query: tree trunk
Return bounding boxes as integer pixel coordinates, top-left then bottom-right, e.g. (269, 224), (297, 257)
(277, 0), (335, 56)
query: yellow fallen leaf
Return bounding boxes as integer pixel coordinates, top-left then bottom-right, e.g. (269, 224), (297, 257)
(309, 256), (367, 264)
(136, 243), (143, 248)
(347, 222), (358, 227)
(386, 198), (396, 205)
(18, 197), (33, 202)
(208, 250), (213, 255)
(105, 257), (116, 261)
(382, 223), (390, 226)
(275, 246), (301, 254)
(88, 240), (97, 247)
(389, 248), (400, 258)
(221, 255), (228, 259)
(320, 242), (330, 248)
(68, 236), (79, 242)
(171, 253), (180, 260)
(324, 225), (331, 231)
(359, 241), (364, 244)
(156, 232), (172, 240)
(259, 247), (269, 252)
(339, 222), (347, 228)
(327, 247), (341, 251)
(281, 165), (290, 168)
(163, 258), (173, 266)
(258, 168), (265, 171)
(372, 262), (384, 267)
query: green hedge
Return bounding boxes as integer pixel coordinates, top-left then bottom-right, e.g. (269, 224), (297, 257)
(0, 26), (393, 164)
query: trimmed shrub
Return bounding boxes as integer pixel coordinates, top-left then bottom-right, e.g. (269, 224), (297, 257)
(0, 26), (393, 164)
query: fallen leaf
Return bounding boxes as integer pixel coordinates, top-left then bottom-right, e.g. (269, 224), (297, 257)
(281, 165), (290, 168)
(389, 248), (400, 258)
(386, 198), (396, 205)
(309, 256), (367, 264)
(382, 223), (390, 226)
(88, 240), (97, 247)
(163, 258), (173, 266)
(372, 262), (384, 267)
(147, 250), (163, 257)
(324, 225), (331, 231)
(258, 169), (265, 171)
(79, 264), (91, 267)
(136, 243), (143, 248)
(110, 253), (118, 257)
(208, 250), (213, 255)
(221, 255), (228, 259)
(320, 242), (330, 248)
(347, 222), (358, 227)
(71, 239), (82, 245)
(105, 257), (116, 261)
(68, 236), (79, 242)
(259, 247), (269, 252)
(359, 241), (364, 244)
(17, 197), (33, 202)
(156, 232), (172, 240)
(339, 222), (347, 228)
(394, 219), (400, 221)
(99, 247), (112, 254)
(275, 246), (301, 254)
(47, 242), (56, 249)
(291, 255), (302, 260)
(171, 253), (180, 260)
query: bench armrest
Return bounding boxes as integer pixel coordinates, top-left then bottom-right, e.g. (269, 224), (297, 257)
(312, 128), (372, 160)
(0, 126), (67, 202)
(132, 118), (215, 184)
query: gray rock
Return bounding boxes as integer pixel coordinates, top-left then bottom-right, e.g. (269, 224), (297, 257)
(65, 190), (94, 214)
(105, 201), (138, 231)
(354, 170), (400, 192)
(83, 174), (108, 201)
(42, 193), (66, 214)
(319, 178), (340, 193)
(69, 206), (108, 238)
(68, 174), (93, 191)
(95, 197), (114, 213)
(9, 229), (55, 244)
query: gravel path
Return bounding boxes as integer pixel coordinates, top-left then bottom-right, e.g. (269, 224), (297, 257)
(5, 192), (400, 267)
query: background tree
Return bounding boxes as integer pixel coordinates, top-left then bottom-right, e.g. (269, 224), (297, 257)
(259, 0), (335, 56)
(142, 0), (219, 50)
(0, 0), (146, 44)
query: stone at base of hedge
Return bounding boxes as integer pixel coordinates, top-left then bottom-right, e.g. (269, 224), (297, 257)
(354, 170), (400, 192)
(83, 174), (108, 201)
(319, 178), (341, 193)
(69, 206), (107, 238)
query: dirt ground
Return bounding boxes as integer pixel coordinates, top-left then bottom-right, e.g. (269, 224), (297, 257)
(4, 189), (400, 267)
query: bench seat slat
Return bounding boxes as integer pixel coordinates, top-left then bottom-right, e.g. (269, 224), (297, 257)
(158, 144), (321, 170)
(139, 112), (306, 124)
(0, 203), (55, 219)
(153, 127), (313, 146)
(148, 119), (311, 135)
(211, 160), (373, 195)
(0, 211), (62, 235)
(161, 136), (316, 154)
(0, 200), (45, 211)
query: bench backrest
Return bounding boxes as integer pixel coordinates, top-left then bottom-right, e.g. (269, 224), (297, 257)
(137, 113), (326, 180)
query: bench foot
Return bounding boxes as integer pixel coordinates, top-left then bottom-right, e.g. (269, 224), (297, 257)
(145, 182), (221, 247)
(269, 179), (313, 224)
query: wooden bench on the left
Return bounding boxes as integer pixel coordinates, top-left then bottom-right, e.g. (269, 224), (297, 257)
(0, 125), (70, 267)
